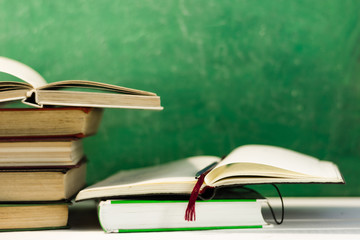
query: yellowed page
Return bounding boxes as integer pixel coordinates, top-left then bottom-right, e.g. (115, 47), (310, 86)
(39, 80), (157, 96)
(75, 156), (220, 201)
(205, 145), (343, 185)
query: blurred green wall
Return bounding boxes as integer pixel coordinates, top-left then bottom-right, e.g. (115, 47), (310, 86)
(0, 0), (359, 196)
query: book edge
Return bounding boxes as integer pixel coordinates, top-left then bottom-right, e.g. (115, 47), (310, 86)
(111, 225), (265, 233)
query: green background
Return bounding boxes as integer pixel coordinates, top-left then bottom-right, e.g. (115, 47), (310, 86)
(0, 0), (359, 196)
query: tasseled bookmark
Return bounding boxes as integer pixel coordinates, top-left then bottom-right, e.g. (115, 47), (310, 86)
(185, 172), (205, 221)
(185, 161), (218, 221)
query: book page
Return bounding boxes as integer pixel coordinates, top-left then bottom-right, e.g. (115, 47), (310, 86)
(213, 145), (337, 178)
(0, 82), (32, 90)
(36, 90), (163, 110)
(86, 156), (219, 188)
(75, 156), (220, 201)
(0, 89), (29, 103)
(0, 57), (47, 88)
(39, 80), (157, 96)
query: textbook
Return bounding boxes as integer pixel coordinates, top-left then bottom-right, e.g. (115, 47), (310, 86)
(75, 145), (344, 201)
(98, 197), (269, 232)
(0, 202), (69, 231)
(0, 160), (86, 201)
(0, 107), (103, 138)
(0, 139), (83, 167)
(0, 56), (162, 110)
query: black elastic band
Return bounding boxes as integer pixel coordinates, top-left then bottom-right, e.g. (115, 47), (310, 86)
(266, 184), (284, 224)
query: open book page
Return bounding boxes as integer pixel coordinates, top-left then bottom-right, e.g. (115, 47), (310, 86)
(206, 145), (343, 184)
(0, 82), (32, 104)
(75, 156), (220, 201)
(0, 82), (32, 90)
(0, 89), (29, 103)
(39, 80), (157, 96)
(0, 57), (47, 88)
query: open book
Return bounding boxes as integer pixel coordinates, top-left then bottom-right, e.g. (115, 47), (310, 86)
(75, 145), (344, 201)
(0, 57), (162, 109)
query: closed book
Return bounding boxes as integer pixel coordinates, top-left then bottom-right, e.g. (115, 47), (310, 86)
(0, 160), (86, 201)
(0, 202), (69, 231)
(0, 107), (103, 138)
(0, 138), (83, 167)
(98, 198), (269, 232)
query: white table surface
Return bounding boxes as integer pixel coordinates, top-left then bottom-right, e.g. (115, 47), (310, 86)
(1, 197), (360, 240)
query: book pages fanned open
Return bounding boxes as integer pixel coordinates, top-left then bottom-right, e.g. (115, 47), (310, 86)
(75, 145), (344, 201)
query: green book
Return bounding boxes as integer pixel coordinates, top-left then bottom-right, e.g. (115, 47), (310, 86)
(98, 198), (269, 233)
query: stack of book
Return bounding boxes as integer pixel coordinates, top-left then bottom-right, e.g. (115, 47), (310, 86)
(0, 56), (163, 231)
(0, 107), (103, 231)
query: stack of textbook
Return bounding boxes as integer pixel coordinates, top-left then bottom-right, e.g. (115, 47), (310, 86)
(0, 56), (163, 231)
(0, 107), (103, 231)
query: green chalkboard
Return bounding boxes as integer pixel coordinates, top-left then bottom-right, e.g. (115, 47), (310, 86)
(0, 0), (359, 196)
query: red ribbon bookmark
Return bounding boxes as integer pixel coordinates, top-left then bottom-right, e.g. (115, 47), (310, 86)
(185, 172), (206, 221)
(185, 160), (220, 221)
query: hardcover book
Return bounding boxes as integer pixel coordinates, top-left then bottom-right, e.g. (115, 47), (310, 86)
(0, 202), (69, 231)
(98, 197), (269, 232)
(0, 139), (83, 167)
(0, 160), (87, 201)
(0, 107), (103, 138)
